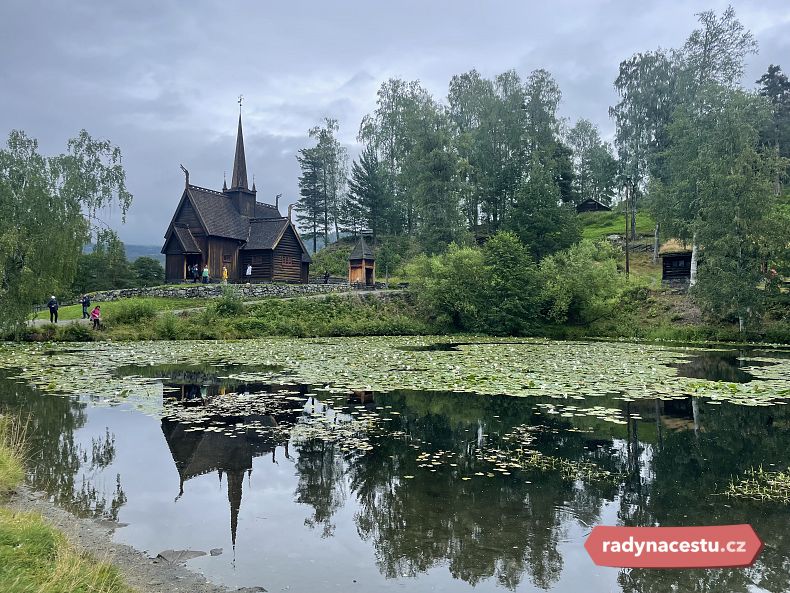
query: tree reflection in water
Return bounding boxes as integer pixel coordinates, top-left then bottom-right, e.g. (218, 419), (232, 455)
(0, 370), (125, 520)
(2, 363), (790, 593)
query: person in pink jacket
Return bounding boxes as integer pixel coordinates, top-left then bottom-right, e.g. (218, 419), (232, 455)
(90, 305), (101, 329)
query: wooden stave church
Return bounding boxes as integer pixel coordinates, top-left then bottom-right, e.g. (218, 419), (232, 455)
(161, 113), (312, 283)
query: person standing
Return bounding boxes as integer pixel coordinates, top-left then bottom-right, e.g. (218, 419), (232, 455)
(245, 263), (252, 283)
(81, 294), (91, 319)
(90, 305), (101, 329)
(202, 265), (210, 284)
(191, 263), (199, 284)
(47, 295), (59, 324)
(222, 265), (229, 285)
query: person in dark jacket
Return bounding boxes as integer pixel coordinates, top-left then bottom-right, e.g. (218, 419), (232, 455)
(47, 296), (59, 323)
(81, 295), (91, 319)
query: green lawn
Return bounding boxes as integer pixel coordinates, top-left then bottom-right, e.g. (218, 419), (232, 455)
(579, 209), (656, 240)
(34, 297), (207, 321)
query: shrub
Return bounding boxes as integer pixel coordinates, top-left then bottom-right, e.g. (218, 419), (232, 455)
(538, 239), (621, 324)
(154, 313), (183, 340)
(209, 286), (244, 317)
(110, 300), (157, 324)
(56, 323), (93, 342)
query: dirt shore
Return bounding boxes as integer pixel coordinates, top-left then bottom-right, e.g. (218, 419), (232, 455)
(8, 485), (266, 593)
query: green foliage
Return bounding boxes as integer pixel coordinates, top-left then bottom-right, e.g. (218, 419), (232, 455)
(0, 416), (25, 494)
(538, 239), (621, 324)
(408, 232), (543, 334)
(154, 313), (184, 340)
(131, 256), (164, 287)
(311, 244), (352, 276)
(56, 323), (93, 342)
(72, 229), (135, 294)
(655, 86), (783, 329)
(566, 119), (618, 205)
(507, 161), (581, 259)
(208, 286), (245, 317)
(108, 300), (156, 324)
(0, 130), (131, 333)
(0, 508), (131, 593)
(407, 244), (486, 331)
(238, 295), (432, 337)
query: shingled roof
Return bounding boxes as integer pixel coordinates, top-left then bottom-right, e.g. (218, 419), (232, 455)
(172, 225), (202, 254)
(243, 218), (289, 250)
(349, 235), (374, 260)
(186, 185), (248, 240)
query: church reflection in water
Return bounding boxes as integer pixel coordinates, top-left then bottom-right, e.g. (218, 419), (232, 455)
(160, 377), (312, 548)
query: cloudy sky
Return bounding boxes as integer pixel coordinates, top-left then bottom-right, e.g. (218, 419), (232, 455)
(1, 0), (788, 245)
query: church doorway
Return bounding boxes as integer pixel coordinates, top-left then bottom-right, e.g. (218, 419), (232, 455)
(185, 254), (202, 282)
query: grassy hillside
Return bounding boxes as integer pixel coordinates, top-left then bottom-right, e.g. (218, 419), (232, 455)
(579, 209), (656, 241)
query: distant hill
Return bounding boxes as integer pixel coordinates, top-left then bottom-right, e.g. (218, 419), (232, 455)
(84, 243), (165, 264)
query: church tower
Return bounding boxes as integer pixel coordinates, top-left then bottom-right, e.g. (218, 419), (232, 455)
(224, 111), (257, 217)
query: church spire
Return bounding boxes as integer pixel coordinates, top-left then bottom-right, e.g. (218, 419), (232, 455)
(231, 108), (249, 190)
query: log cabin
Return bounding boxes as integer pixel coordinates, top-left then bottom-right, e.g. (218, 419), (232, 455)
(575, 198), (612, 213)
(161, 113), (311, 283)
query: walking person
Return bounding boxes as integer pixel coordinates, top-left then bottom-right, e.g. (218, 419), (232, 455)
(47, 295), (59, 324)
(245, 263), (252, 284)
(191, 263), (199, 284)
(81, 294), (91, 319)
(222, 265), (229, 285)
(90, 305), (101, 329)
(202, 265), (210, 284)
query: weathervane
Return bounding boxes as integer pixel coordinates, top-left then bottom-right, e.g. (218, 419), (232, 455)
(238, 94), (243, 113)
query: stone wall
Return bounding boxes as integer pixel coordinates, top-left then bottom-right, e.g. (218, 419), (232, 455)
(86, 282), (349, 302)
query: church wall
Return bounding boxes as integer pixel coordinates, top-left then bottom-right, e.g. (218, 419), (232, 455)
(239, 250), (273, 280)
(272, 226), (304, 283)
(166, 254), (185, 281)
(175, 199), (204, 234)
(206, 237), (240, 280)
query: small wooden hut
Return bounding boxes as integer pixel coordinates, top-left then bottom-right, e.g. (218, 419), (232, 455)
(659, 239), (693, 283)
(348, 236), (375, 287)
(576, 198), (612, 213)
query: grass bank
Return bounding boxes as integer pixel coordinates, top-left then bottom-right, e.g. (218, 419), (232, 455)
(16, 273), (790, 345)
(0, 416), (132, 593)
(34, 297), (206, 322)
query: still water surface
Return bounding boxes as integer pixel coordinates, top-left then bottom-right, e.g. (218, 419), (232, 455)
(1, 345), (789, 593)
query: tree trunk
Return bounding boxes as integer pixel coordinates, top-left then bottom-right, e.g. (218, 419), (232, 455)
(690, 233), (698, 287)
(652, 222), (660, 264)
(630, 204), (637, 241)
(739, 315), (745, 333)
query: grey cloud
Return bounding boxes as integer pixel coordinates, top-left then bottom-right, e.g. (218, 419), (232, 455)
(1, 0), (787, 244)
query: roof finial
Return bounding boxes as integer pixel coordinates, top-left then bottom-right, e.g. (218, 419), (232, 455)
(252, 174), (256, 192)
(179, 164), (189, 187)
(238, 94), (243, 111)
(223, 171), (227, 191)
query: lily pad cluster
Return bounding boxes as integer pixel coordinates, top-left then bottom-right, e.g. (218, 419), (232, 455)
(2, 337), (788, 410)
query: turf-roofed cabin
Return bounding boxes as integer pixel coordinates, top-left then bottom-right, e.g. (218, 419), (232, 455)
(161, 114), (311, 283)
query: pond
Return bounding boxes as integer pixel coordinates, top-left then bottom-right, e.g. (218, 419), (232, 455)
(1, 337), (789, 593)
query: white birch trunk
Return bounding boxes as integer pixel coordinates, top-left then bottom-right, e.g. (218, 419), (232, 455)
(689, 233), (698, 287)
(652, 222), (659, 264)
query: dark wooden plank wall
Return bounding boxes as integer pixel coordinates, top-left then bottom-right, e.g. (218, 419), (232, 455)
(239, 250), (273, 280)
(662, 254), (692, 279)
(272, 226), (304, 283)
(166, 254), (185, 281)
(206, 237), (240, 280)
